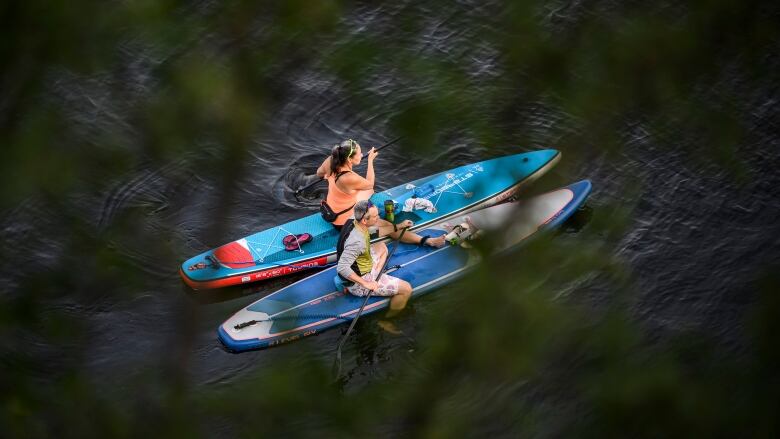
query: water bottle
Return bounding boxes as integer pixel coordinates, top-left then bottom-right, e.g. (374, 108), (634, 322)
(384, 199), (395, 223)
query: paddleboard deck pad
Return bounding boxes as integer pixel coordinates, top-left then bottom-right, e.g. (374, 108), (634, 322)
(181, 149), (560, 289)
(218, 179), (592, 352)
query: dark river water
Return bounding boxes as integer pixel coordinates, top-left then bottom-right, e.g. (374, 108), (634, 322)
(2, 0), (779, 436)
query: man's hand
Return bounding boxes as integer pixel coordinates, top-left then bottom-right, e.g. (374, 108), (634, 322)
(398, 219), (413, 229)
(361, 280), (380, 291)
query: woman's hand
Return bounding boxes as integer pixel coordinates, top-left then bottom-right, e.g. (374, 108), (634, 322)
(398, 220), (414, 229)
(367, 147), (379, 162)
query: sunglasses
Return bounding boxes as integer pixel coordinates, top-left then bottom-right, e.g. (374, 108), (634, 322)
(357, 200), (374, 222)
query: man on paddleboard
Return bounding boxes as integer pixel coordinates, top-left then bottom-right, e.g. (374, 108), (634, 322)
(317, 139), (445, 247)
(336, 200), (418, 333)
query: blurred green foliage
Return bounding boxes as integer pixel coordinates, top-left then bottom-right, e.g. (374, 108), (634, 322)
(2, 0), (778, 437)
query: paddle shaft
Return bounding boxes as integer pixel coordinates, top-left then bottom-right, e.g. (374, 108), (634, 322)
(335, 227), (409, 363)
(372, 135), (403, 153)
(295, 136), (403, 195)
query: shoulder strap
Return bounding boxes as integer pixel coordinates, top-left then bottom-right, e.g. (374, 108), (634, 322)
(334, 170), (353, 182)
(334, 203), (355, 216)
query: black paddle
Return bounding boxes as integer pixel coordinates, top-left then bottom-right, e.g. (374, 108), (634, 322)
(294, 136), (403, 196)
(334, 226), (409, 377)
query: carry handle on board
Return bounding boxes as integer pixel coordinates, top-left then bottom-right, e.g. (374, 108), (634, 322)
(294, 136), (403, 196)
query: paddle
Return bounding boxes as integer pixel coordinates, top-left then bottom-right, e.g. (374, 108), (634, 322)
(334, 226), (409, 377)
(294, 136), (403, 196)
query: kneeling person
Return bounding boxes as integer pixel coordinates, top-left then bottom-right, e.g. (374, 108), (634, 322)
(336, 200), (413, 322)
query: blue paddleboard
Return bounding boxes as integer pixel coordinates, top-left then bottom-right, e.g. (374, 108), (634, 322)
(181, 149), (560, 289)
(218, 180), (592, 352)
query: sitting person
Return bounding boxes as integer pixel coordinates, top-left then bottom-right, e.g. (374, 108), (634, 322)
(317, 139), (444, 247)
(336, 200), (419, 333)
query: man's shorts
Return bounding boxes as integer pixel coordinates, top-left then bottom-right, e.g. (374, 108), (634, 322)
(347, 246), (402, 297)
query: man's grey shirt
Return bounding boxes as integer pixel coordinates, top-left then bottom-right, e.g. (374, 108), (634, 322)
(337, 224), (368, 280)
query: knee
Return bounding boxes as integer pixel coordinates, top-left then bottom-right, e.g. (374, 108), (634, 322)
(400, 281), (412, 296)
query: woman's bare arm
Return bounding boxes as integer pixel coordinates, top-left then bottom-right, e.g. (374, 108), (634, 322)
(338, 172), (374, 191)
(364, 157), (375, 188)
(316, 156), (332, 178)
(338, 148), (376, 191)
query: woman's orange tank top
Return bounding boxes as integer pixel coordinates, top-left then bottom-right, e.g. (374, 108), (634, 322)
(326, 171), (356, 226)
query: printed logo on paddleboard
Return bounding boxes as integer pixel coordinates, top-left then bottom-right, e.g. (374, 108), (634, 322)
(423, 171), (476, 200)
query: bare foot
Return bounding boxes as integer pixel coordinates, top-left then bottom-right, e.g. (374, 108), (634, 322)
(377, 320), (403, 335)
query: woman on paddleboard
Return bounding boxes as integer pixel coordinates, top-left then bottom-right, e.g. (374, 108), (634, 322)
(316, 139), (445, 247)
